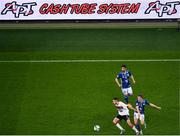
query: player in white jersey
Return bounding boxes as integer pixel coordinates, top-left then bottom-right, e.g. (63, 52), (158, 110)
(112, 98), (139, 135)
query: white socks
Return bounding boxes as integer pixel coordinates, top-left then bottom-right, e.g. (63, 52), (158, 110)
(116, 123), (138, 133)
(116, 123), (124, 130)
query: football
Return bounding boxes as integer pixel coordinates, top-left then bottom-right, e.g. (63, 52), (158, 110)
(94, 125), (100, 131)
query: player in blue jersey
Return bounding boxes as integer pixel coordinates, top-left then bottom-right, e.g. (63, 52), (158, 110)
(115, 65), (136, 103)
(134, 95), (161, 134)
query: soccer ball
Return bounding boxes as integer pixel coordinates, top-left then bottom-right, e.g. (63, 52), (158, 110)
(94, 125), (100, 131)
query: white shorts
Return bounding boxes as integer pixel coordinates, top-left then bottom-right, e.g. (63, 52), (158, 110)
(122, 87), (133, 95)
(134, 112), (145, 120)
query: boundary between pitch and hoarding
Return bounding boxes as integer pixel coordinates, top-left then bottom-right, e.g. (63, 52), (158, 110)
(0, 22), (178, 29)
(0, 59), (179, 63)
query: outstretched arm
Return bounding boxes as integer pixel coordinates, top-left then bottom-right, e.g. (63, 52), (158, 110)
(149, 103), (161, 110)
(115, 78), (121, 88)
(130, 75), (136, 84)
(127, 104), (137, 112)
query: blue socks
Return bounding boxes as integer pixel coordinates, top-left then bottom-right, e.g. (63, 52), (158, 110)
(135, 124), (141, 131)
(124, 95), (129, 103)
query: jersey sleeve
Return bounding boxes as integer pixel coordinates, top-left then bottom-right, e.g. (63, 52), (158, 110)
(145, 100), (150, 105)
(128, 71), (132, 76)
(135, 100), (139, 106)
(118, 102), (128, 107)
(117, 73), (122, 79)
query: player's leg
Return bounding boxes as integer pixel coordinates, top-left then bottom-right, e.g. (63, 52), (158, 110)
(122, 89), (129, 103)
(127, 87), (133, 96)
(141, 114), (147, 129)
(125, 116), (139, 134)
(134, 112), (141, 132)
(140, 114), (145, 128)
(139, 114), (145, 134)
(113, 116), (125, 134)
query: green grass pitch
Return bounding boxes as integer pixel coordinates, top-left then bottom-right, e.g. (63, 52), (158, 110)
(0, 24), (179, 134)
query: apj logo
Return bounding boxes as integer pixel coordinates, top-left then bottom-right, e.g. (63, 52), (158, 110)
(145, 1), (180, 17)
(1, 1), (37, 18)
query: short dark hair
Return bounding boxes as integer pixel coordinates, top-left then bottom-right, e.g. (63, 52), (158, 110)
(138, 94), (143, 98)
(113, 97), (119, 100)
(121, 64), (127, 68)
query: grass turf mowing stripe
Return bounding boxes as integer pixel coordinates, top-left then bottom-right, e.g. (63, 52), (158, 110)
(0, 59), (179, 63)
(0, 61), (179, 134)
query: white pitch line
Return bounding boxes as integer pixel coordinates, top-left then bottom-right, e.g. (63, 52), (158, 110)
(0, 59), (179, 63)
